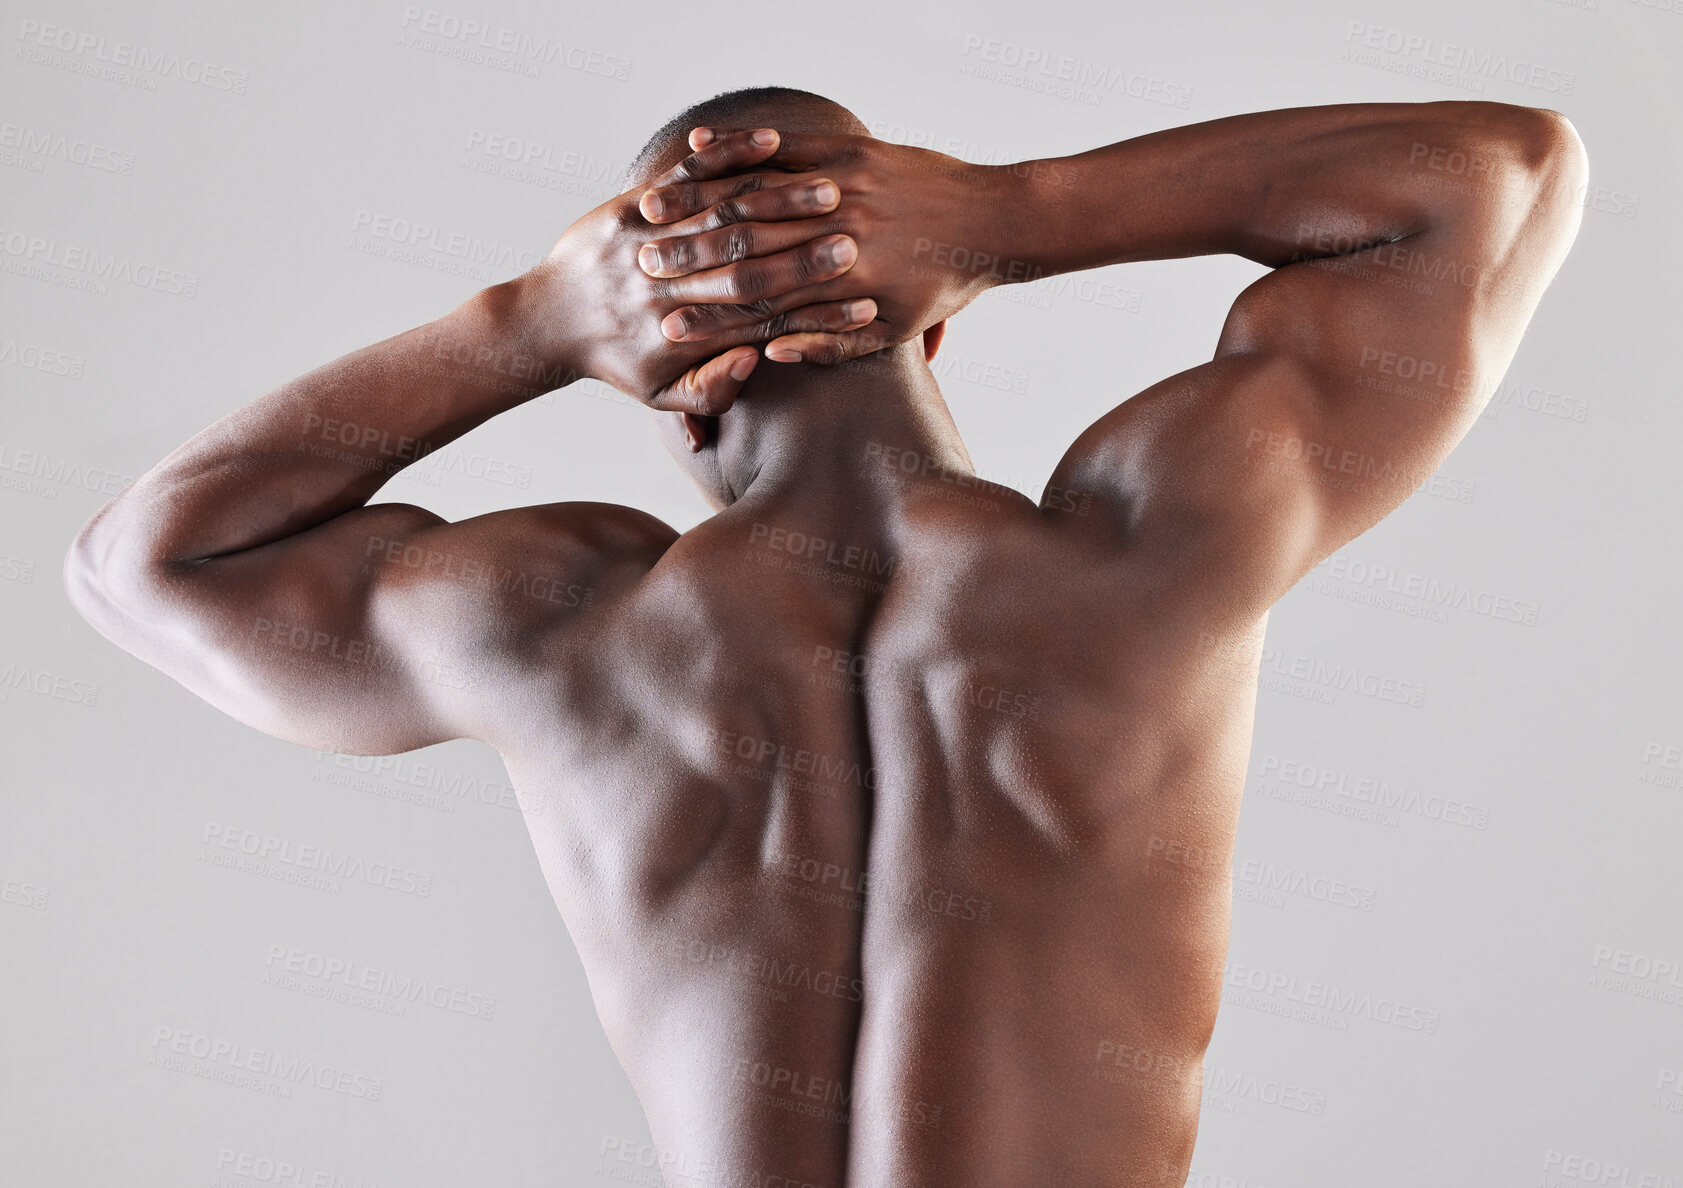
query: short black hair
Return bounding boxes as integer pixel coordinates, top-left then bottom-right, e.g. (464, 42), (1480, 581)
(627, 86), (862, 183)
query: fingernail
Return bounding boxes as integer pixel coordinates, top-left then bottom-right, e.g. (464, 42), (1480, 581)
(812, 181), (838, 206)
(692, 128), (717, 146)
(729, 353), (758, 381)
(766, 346), (801, 363)
(661, 313), (687, 341)
(638, 244), (661, 274)
(827, 237), (857, 268)
(640, 193), (664, 220)
(752, 129), (778, 146)
(845, 299), (875, 323)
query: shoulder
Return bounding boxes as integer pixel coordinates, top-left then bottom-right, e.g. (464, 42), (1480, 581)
(1039, 352), (1328, 627)
(1050, 353), (1319, 539)
(446, 501), (679, 569)
(367, 499), (678, 645)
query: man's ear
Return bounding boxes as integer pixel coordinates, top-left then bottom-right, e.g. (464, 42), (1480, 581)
(681, 411), (714, 452)
(923, 320), (948, 363)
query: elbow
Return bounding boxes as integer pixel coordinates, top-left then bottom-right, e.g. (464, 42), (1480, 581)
(64, 509), (121, 632)
(63, 502), (166, 636)
(1514, 108), (1591, 241)
(1473, 103), (1590, 203)
(1454, 101), (1585, 162)
(1434, 103), (1589, 236)
(1515, 106), (1589, 189)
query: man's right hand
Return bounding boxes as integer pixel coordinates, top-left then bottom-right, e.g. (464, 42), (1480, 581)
(524, 128), (877, 414)
(634, 129), (1020, 365)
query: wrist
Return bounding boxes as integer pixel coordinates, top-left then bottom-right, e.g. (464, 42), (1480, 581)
(978, 157), (1074, 286)
(480, 264), (585, 394)
(901, 162), (1040, 303)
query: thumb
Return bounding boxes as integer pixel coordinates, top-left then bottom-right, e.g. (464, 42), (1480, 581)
(649, 346), (760, 416)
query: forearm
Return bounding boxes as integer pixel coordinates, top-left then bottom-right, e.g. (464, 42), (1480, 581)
(993, 100), (1568, 278)
(75, 274), (568, 575)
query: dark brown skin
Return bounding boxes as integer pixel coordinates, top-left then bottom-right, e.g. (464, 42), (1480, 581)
(65, 101), (1585, 1186)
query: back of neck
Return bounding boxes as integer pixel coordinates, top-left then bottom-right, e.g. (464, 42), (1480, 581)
(717, 345), (973, 527)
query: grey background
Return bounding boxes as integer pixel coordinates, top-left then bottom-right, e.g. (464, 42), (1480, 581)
(2, 0), (1679, 1184)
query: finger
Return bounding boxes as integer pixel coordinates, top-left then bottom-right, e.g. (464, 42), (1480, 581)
(640, 205), (842, 279)
(659, 277), (863, 342)
(745, 131), (854, 171)
(641, 132), (856, 223)
(640, 176), (840, 236)
(687, 126), (731, 150)
(651, 128), (782, 192)
(645, 301), (879, 416)
(755, 298), (878, 338)
(647, 346), (760, 417)
(655, 235), (857, 312)
(763, 324), (897, 366)
(690, 299), (875, 350)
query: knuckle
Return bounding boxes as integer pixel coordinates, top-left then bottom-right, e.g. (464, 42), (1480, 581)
(678, 181), (701, 215)
(688, 379), (721, 415)
(675, 304), (716, 333)
(756, 311), (791, 339)
(729, 175), (765, 199)
(665, 239), (694, 274)
(711, 199), (746, 229)
(791, 247), (823, 285)
(716, 268), (746, 303)
(719, 226), (754, 265)
(742, 298), (780, 324)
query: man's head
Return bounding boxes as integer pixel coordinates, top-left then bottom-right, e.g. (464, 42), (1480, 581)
(629, 87), (954, 511)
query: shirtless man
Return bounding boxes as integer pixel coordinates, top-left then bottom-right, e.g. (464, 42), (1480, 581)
(64, 88), (1586, 1185)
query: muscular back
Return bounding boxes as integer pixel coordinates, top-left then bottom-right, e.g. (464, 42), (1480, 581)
(482, 446), (1268, 1186)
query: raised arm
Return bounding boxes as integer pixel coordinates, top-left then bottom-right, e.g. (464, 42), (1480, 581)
(637, 103), (1586, 620)
(1002, 101), (1587, 619)
(64, 131), (869, 754)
